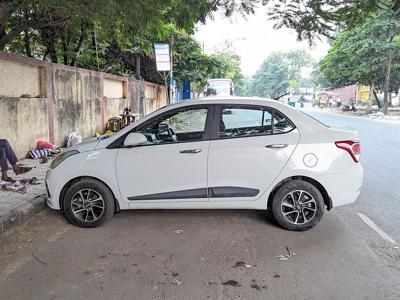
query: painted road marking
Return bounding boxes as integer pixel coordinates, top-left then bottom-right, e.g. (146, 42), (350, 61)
(356, 213), (397, 245)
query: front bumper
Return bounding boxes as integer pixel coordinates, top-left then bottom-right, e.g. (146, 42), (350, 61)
(45, 167), (70, 210)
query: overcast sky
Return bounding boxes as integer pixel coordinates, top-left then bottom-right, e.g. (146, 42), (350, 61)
(194, 9), (330, 77)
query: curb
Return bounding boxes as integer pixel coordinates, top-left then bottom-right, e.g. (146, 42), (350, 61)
(0, 195), (47, 237)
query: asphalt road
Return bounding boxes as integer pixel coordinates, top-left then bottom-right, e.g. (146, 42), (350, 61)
(1, 110), (400, 300)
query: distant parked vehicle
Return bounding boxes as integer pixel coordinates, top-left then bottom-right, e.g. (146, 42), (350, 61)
(46, 97), (363, 231)
(205, 78), (234, 96)
(342, 103), (356, 112)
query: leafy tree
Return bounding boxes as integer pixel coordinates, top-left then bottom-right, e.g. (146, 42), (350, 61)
(173, 31), (217, 93)
(1, 0), (259, 85)
(172, 33), (247, 96)
(318, 12), (400, 112)
(248, 50), (313, 98)
(249, 53), (289, 98)
(208, 51), (245, 94)
(269, 0), (383, 41)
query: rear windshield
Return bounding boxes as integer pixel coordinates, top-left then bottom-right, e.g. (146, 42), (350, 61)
(300, 111), (330, 128)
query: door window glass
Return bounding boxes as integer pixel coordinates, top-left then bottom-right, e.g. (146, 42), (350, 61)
(138, 108), (208, 144)
(219, 108), (273, 138)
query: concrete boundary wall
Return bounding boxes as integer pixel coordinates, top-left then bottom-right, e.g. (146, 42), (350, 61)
(0, 51), (167, 157)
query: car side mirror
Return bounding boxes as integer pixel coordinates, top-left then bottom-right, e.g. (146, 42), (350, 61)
(123, 132), (148, 147)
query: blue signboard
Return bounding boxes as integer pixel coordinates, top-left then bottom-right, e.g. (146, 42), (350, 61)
(183, 80), (191, 100)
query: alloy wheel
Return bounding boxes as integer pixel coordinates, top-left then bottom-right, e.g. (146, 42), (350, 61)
(71, 189), (105, 222)
(280, 190), (317, 225)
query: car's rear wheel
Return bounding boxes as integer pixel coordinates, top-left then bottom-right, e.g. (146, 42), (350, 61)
(63, 178), (115, 228)
(271, 180), (324, 231)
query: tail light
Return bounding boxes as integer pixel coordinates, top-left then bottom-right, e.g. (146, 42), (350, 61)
(335, 140), (361, 163)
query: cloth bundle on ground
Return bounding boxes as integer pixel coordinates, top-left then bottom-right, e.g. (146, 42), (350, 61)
(29, 140), (57, 159)
(0, 177), (44, 194)
(29, 149), (53, 159)
(37, 140), (55, 151)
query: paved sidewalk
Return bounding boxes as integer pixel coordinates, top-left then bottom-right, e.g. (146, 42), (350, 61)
(0, 158), (50, 235)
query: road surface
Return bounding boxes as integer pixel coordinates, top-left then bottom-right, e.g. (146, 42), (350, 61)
(1, 110), (400, 299)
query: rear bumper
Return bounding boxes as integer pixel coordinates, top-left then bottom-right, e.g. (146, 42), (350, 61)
(318, 164), (363, 208)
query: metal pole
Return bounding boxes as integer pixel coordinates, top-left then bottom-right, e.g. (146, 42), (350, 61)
(164, 72), (169, 104)
(169, 33), (174, 103)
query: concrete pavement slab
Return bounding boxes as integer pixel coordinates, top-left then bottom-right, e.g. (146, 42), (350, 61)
(0, 158), (49, 235)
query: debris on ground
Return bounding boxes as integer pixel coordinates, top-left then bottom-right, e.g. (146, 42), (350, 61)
(174, 229), (184, 234)
(233, 261), (252, 268)
(163, 253), (179, 277)
(276, 246), (296, 261)
(221, 280), (242, 287)
(273, 272), (280, 278)
(169, 278), (183, 285)
(250, 279), (267, 291)
(0, 177), (44, 193)
(32, 248), (47, 265)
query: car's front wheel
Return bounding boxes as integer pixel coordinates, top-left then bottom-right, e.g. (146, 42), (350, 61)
(271, 180), (324, 231)
(63, 178), (115, 228)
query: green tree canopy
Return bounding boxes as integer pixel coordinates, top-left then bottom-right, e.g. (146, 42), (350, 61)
(318, 12), (400, 112)
(0, 0), (258, 84)
(248, 50), (313, 98)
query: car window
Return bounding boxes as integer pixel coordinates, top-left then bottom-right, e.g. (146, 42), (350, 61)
(137, 108), (208, 144)
(273, 111), (295, 133)
(219, 107), (273, 138)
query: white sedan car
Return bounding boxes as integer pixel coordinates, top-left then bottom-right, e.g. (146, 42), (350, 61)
(46, 98), (363, 231)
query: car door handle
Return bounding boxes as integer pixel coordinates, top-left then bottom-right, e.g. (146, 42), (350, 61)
(265, 144), (288, 149)
(180, 149), (202, 154)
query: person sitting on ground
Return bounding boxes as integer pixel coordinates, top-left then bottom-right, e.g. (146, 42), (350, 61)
(0, 139), (31, 183)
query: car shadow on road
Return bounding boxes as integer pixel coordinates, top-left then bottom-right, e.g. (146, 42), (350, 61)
(121, 208), (278, 226)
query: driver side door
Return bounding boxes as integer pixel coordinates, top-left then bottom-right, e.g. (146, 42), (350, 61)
(115, 105), (213, 204)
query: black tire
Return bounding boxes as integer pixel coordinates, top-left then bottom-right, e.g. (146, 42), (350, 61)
(271, 180), (324, 231)
(63, 178), (115, 228)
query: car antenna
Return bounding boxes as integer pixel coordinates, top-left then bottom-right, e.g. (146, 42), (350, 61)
(273, 92), (290, 100)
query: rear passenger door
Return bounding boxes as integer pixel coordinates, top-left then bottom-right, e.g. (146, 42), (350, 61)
(208, 105), (300, 201)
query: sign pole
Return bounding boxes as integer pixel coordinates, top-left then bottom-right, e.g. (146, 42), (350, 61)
(154, 43), (172, 104)
(164, 71), (169, 104)
(169, 34), (174, 103)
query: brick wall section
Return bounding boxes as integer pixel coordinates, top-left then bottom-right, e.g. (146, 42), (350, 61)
(326, 84), (357, 103)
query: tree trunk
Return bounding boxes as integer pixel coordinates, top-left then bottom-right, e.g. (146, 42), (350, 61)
(49, 29), (58, 63)
(24, 29), (32, 57)
(383, 39), (393, 115)
(368, 79), (375, 109)
(70, 21), (88, 67)
(0, 17), (69, 51)
(373, 89), (382, 109)
(0, 3), (11, 50)
(135, 55), (141, 79)
(61, 29), (69, 65)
